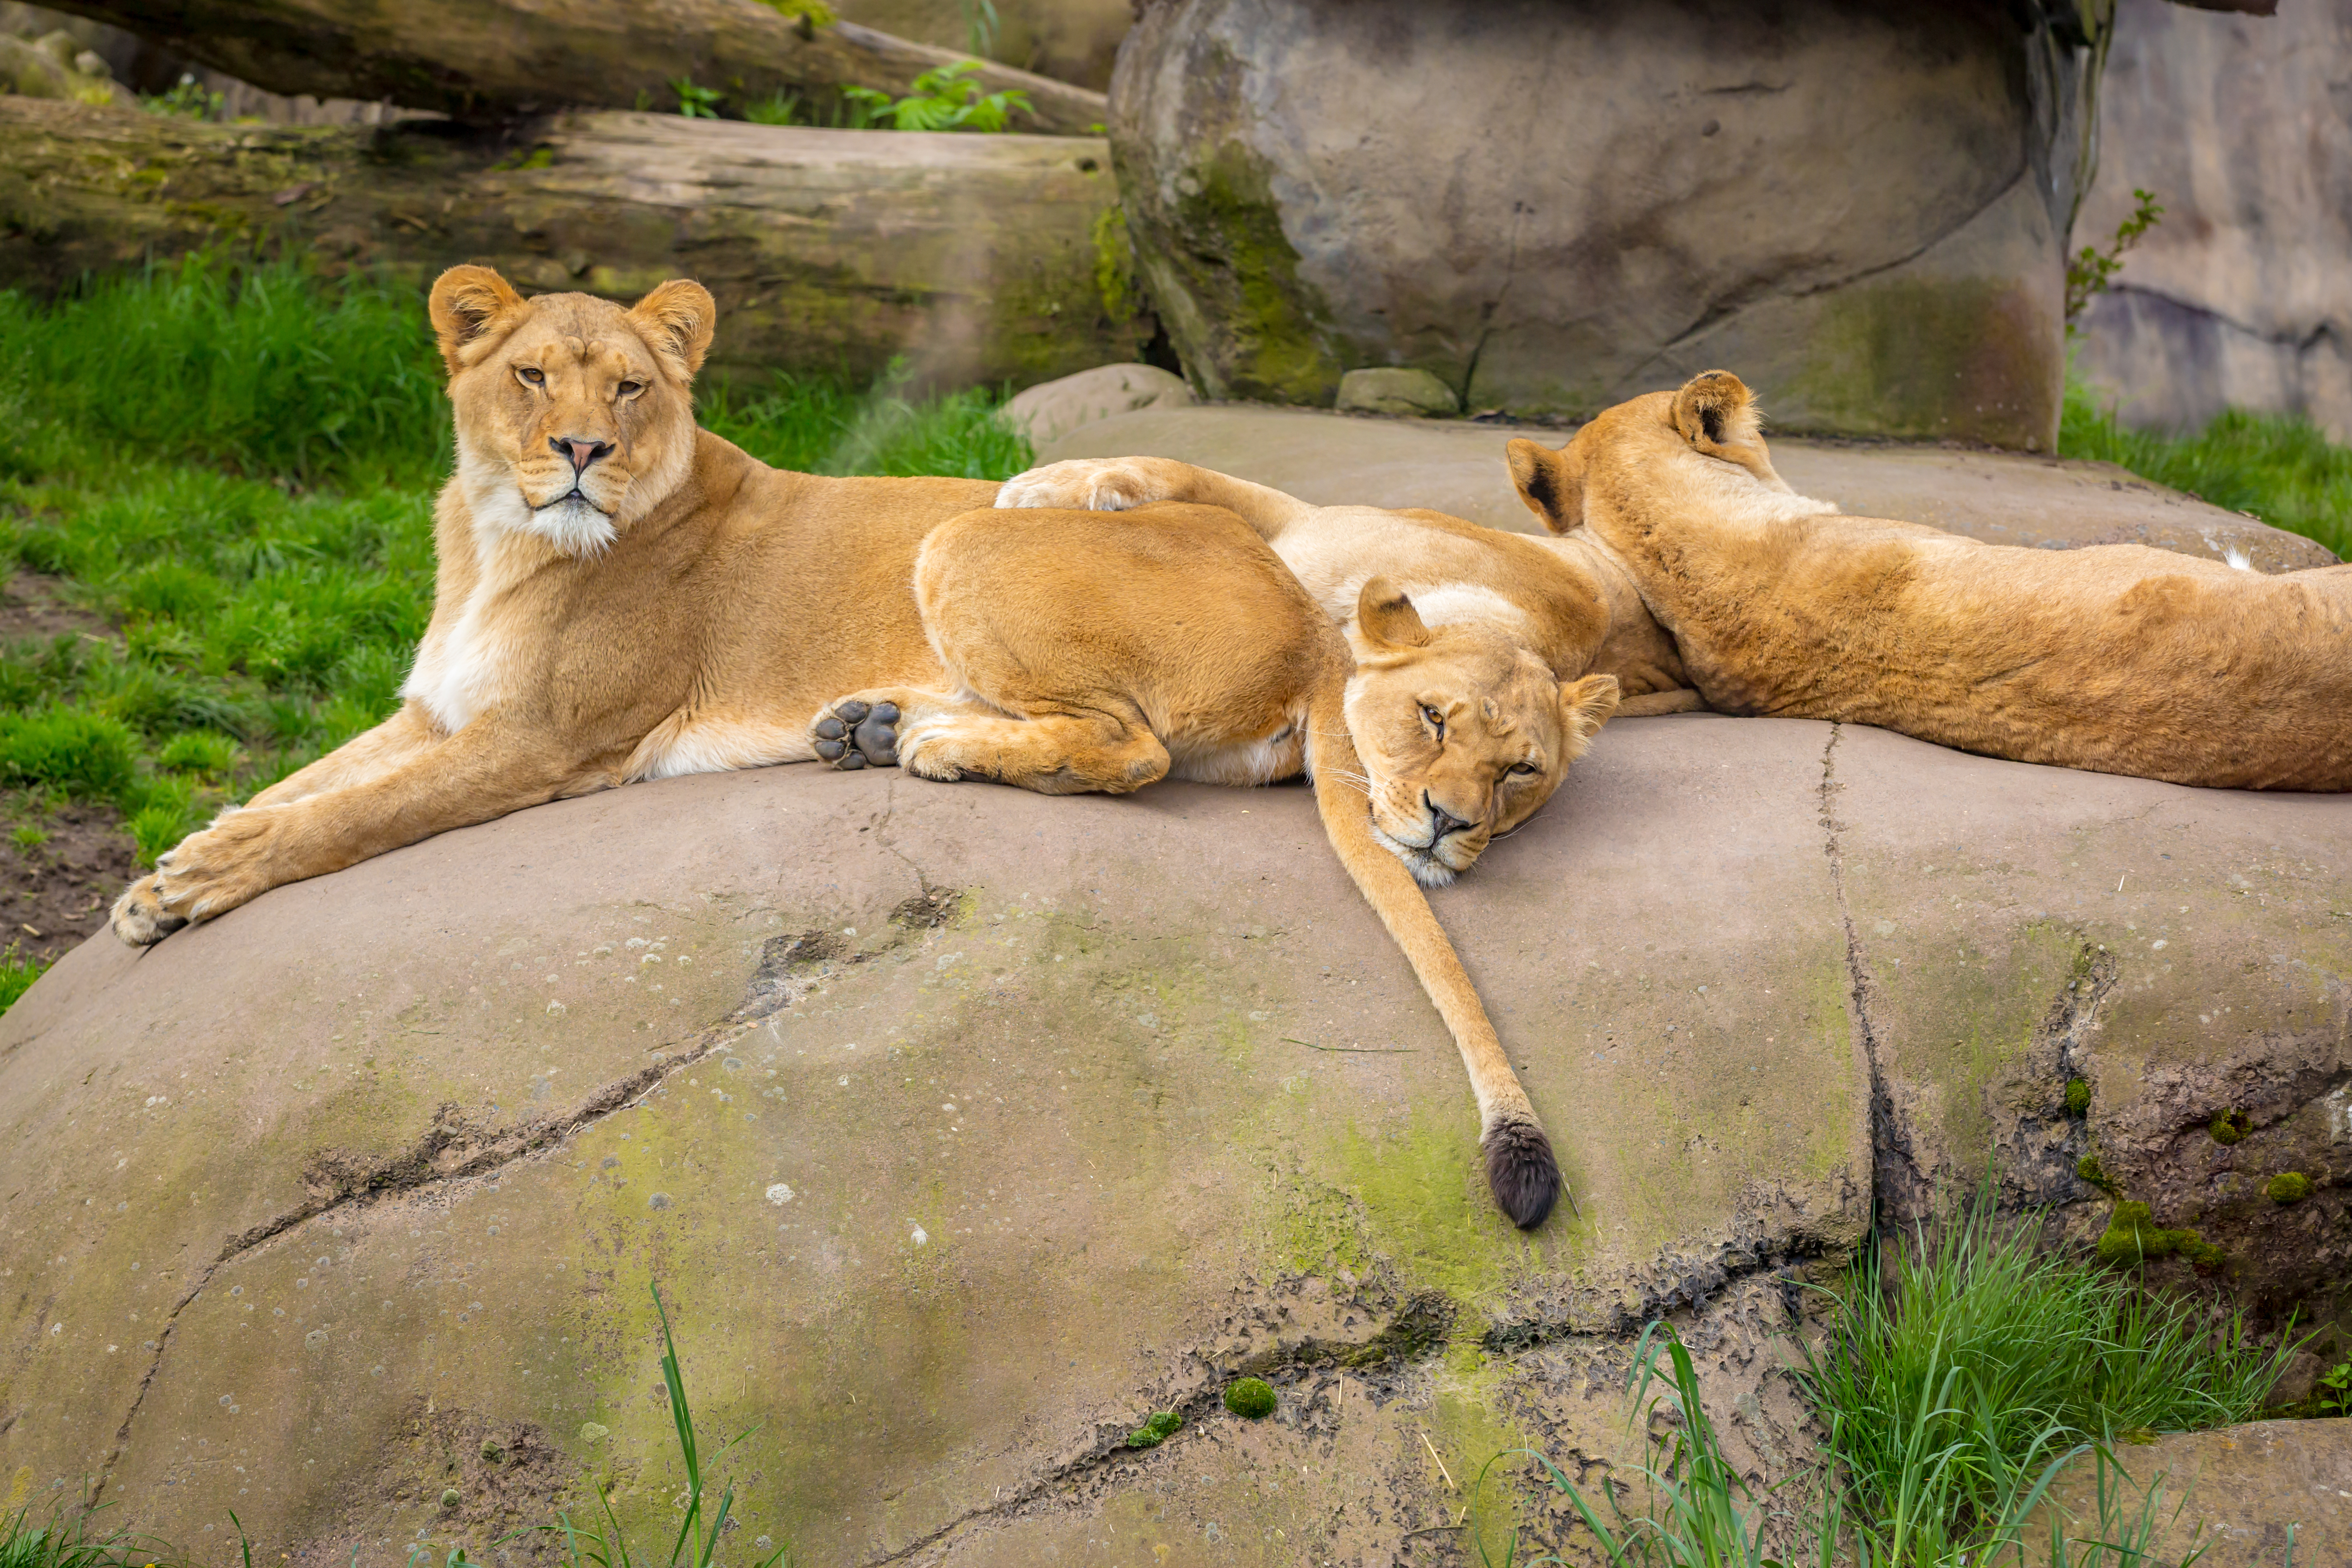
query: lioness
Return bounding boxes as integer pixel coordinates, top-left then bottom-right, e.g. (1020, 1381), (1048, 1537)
(1506, 371), (2352, 790)
(997, 461), (1700, 880)
(109, 264), (1597, 1227)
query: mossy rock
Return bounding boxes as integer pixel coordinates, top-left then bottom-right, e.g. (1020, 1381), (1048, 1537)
(1125, 1411), (1183, 1448)
(2211, 1108), (2252, 1145)
(2267, 1172), (2312, 1205)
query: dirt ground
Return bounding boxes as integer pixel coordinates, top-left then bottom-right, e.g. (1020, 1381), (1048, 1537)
(0, 572), (134, 964)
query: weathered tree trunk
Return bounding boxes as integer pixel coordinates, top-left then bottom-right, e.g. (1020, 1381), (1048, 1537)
(0, 97), (1144, 388)
(33, 0), (1109, 131)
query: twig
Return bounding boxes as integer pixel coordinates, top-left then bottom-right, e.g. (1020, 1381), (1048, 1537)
(1286, 1037), (1416, 1054)
(1419, 1428), (1456, 1491)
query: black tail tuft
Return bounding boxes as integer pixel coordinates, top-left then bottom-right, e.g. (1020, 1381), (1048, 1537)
(1483, 1119), (1561, 1229)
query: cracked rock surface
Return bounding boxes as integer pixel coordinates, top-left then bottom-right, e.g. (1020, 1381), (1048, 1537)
(1, 721), (2345, 1563)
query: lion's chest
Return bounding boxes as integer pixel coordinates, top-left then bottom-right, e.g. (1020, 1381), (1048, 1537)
(404, 590), (526, 734)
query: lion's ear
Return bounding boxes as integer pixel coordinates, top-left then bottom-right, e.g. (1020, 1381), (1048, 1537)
(629, 280), (717, 381)
(1559, 673), (1621, 748)
(428, 265), (528, 377)
(1356, 576), (1431, 650)
(1671, 370), (1761, 454)
(1507, 439), (1581, 535)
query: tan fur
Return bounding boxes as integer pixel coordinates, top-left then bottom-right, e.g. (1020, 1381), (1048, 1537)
(1507, 371), (2352, 790)
(107, 267), (1578, 1226)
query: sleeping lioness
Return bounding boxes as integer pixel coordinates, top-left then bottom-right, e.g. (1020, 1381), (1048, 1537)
(108, 264), (1603, 1227)
(1506, 371), (2352, 790)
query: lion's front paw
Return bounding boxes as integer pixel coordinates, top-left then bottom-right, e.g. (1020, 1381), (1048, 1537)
(110, 874), (187, 946)
(996, 459), (1167, 512)
(810, 696), (903, 770)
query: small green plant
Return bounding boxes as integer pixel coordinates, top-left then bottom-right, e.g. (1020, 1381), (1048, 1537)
(2209, 1108), (2251, 1145)
(842, 61), (1032, 133)
(2075, 1152), (2121, 1196)
(671, 78), (724, 118)
(0, 942), (45, 1014)
(2066, 188), (2164, 329)
(142, 73), (224, 120)
(961, 0), (1000, 57)
(158, 729), (238, 776)
(497, 1283), (795, 1568)
(2063, 1077), (2091, 1116)
(1124, 1410), (1181, 1448)
(2265, 1172), (2312, 1204)
(2316, 1357), (2351, 1415)
(1222, 1377), (1276, 1419)
(10, 822), (47, 851)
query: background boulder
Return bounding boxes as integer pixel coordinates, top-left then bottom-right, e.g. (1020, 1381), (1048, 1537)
(1107, 0), (2107, 448)
(2, 712), (2343, 1561)
(2073, 0), (2352, 442)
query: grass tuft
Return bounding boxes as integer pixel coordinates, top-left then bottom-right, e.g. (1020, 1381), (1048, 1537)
(2060, 379), (2352, 559)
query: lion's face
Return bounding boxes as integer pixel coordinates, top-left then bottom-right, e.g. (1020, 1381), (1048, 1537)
(428, 266), (716, 555)
(1343, 581), (1619, 887)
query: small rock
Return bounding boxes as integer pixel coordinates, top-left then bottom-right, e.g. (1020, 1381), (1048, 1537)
(999, 363), (1194, 447)
(1336, 367), (1460, 418)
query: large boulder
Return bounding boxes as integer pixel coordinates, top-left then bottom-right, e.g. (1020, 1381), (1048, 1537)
(1108, 0), (2108, 448)
(0, 98), (1144, 390)
(2072, 0), (2352, 442)
(1029, 398), (2337, 570)
(2, 711), (2344, 1561)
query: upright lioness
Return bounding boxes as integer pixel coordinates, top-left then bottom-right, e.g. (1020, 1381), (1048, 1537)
(1506, 372), (2352, 790)
(109, 265), (1601, 1227)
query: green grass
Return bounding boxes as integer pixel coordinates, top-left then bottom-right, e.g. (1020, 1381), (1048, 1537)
(2060, 379), (2352, 559)
(1474, 1209), (2293, 1568)
(0, 252), (1030, 1010)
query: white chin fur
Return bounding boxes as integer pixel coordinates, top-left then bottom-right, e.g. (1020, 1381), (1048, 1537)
(525, 497), (619, 556)
(1372, 822), (1458, 887)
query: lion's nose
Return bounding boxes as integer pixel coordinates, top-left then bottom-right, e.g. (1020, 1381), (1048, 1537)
(1424, 794), (1473, 842)
(552, 436), (615, 472)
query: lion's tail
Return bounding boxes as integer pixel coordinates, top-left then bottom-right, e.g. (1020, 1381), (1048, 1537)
(1303, 681), (1564, 1229)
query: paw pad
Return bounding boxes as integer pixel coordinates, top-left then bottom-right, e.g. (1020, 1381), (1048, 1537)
(814, 699), (900, 770)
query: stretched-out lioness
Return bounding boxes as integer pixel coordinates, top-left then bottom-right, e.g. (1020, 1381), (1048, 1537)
(108, 264), (1601, 1227)
(1506, 371), (2352, 790)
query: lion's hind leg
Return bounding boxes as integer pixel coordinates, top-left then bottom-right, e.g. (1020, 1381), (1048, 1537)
(900, 703), (1170, 796)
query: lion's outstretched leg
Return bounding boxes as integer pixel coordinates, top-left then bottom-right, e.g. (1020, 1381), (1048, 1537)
(1304, 682), (1564, 1228)
(998, 458), (1314, 541)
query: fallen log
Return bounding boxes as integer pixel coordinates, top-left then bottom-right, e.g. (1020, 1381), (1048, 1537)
(0, 96), (1145, 389)
(33, 0), (1109, 131)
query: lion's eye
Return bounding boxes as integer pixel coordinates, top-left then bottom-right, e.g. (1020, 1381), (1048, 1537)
(616, 380), (643, 398)
(1420, 704), (1445, 733)
(1508, 762), (1540, 778)
(517, 367), (545, 387)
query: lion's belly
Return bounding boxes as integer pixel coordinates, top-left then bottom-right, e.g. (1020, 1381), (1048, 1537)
(1166, 725), (1305, 787)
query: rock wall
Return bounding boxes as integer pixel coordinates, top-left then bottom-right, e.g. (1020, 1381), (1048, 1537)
(2073, 0), (2352, 442)
(1109, 0), (2112, 450)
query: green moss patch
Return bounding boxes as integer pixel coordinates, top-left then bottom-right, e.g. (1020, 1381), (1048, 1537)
(1222, 1377), (1276, 1419)
(2209, 1109), (2251, 1145)
(2265, 1172), (2311, 1204)
(2094, 1201), (2223, 1271)
(1125, 1410), (1182, 1448)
